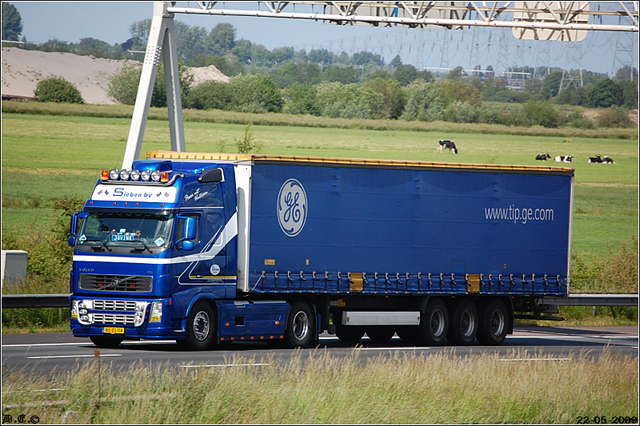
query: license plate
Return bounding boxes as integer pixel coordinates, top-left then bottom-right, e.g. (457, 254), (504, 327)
(103, 327), (124, 334)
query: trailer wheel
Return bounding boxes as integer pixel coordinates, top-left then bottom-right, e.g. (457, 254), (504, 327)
(477, 299), (509, 346)
(180, 301), (215, 351)
(90, 336), (123, 348)
(335, 324), (365, 343)
(366, 326), (395, 342)
(447, 299), (479, 345)
(420, 299), (449, 346)
(285, 301), (315, 348)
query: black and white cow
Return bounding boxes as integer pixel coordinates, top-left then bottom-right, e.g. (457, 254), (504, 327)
(602, 156), (616, 164)
(554, 155), (573, 163)
(437, 140), (458, 154)
(536, 153), (551, 160)
(588, 155), (602, 163)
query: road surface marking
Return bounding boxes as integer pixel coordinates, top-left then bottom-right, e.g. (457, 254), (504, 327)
(27, 354), (122, 359)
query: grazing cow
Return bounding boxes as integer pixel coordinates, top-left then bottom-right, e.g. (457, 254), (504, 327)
(588, 155), (602, 163)
(437, 140), (458, 154)
(536, 153), (551, 160)
(554, 155), (573, 163)
(602, 156), (616, 164)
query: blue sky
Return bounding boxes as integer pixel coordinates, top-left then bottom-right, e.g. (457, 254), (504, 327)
(12, 1), (639, 77)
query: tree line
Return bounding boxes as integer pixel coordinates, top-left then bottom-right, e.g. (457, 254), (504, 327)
(4, 3), (637, 128)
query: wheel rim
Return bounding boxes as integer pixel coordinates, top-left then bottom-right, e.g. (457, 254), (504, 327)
(430, 308), (446, 337)
(292, 310), (309, 341)
(461, 309), (476, 338)
(193, 311), (210, 341)
(490, 309), (505, 337)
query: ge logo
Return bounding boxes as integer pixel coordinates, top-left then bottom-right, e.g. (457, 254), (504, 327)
(277, 179), (308, 237)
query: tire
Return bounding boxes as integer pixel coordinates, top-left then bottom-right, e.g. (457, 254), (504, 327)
(284, 301), (315, 348)
(335, 324), (365, 343)
(90, 336), (123, 348)
(477, 299), (509, 346)
(180, 301), (215, 351)
(419, 299), (449, 346)
(366, 326), (395, 342)
(447, 299), (479, 346)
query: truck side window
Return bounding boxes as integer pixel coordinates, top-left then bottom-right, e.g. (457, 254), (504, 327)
(175, 214), (201, 249)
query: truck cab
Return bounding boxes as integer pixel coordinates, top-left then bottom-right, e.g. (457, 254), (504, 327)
(69, 158), (243, 349)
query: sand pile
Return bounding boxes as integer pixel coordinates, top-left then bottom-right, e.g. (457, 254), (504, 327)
(2, 47), (229, 104)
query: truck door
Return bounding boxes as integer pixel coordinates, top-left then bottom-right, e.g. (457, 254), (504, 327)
(176, 211), (228, 284)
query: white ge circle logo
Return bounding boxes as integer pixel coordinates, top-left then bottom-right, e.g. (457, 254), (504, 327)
(277, 179), (308, 237)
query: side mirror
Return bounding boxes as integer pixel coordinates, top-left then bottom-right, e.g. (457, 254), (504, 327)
(175, 216), (197, 250)
(69, 211), (89, 247)
(184, 217), (197, 241)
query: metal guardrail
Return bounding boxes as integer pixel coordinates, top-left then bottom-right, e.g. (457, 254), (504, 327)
(1, 293), (638, 309)
(541, 294), (639, 307)
(2, 294), (70, 308)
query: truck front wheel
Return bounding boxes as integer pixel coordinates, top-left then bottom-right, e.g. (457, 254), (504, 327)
(179, 301), (215, 351)
(476, 299), (509, 346)
(284, 301), (315, 348)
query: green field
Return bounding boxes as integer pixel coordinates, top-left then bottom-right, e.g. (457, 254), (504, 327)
(2, 112), (637, 258)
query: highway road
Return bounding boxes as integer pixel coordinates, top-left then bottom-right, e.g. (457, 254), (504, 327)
(2, 326), (637, 377)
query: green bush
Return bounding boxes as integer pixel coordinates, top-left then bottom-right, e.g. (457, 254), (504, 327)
(1, 196), (84, 288)
(107, 62), (141, 105)
(107, 62), (193, 107)
(522, 100), (560, 128)
(400, 80), (445, 122)
(597, 106), (633, 128)
(228, 74), (283, 114)
(283, 83), (320, 116)
(234, 123), (262, 154)
(570, 236), (638, 294)
(184, 80), (234, 111)
(34, 77), (84, 104)
(316, 82), (385, 120)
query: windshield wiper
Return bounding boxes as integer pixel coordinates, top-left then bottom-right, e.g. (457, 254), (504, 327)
(131, 240), (153, 254)
(84, 239), (112, 252)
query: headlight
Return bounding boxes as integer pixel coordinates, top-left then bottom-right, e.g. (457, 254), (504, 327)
(141, 170), (151, 181)
(120, 169), (131, 181)
(134, 302), (148, 326)
(76, 300), (92, 325)
(151, 170), (162, 182)
(109, 169), (120, 180)
(150, 301), (163, 323)
(130, 169), (141, 181)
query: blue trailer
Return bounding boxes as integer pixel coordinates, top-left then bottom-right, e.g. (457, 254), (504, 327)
(69, 151), (574, 349)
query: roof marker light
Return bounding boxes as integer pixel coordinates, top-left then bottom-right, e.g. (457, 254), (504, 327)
(101, 170), (109, 181)
(160, 171), (169, 183)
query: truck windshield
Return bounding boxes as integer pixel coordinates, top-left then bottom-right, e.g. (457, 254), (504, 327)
(76, 212), (174, 254)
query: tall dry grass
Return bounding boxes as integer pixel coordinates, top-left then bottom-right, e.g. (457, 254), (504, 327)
(2, 349), (637, 424)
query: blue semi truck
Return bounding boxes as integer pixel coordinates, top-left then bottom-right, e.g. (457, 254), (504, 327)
(69, 150), (574, 349)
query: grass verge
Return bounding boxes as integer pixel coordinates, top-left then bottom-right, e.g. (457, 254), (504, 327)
(1, 349), (637, 424)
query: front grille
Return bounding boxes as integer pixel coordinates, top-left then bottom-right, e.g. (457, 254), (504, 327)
(92, 313), (136, 325)
(93, 300), (138, 311)
(80, 274), (152, 292)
